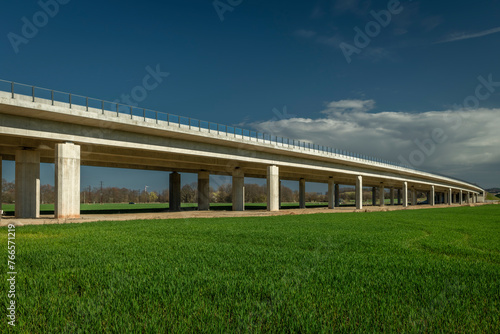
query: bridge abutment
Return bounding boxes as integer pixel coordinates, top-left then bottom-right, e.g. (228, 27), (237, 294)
(55, 143), (81, 219)
(15, 149), (40, 218)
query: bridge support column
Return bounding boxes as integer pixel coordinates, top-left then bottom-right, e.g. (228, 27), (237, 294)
(444, 191), (449, 205)
(299, 178), (306, 209)
(279, 181), (282, 209)
(198, 171), (210, 211)
(403, 182), (408, 208)
(328, 177), (335, 209)
(232, 169), (244, 211)
(448, 188), (453, 205)
(430, 186), (435, 206)
(371, 187), (376, 206)
(55, 143), (81, 219)
(15, 149), (40, 218)
(267, 165), (279, 212)
(0, 156), (2, 212)
(397, 189), (401, 205)
(459, 190), (463, 205)
(169, 172), (181, 212)
(379, 183), (385, 207)
(466, 192), (470, 204)
(356, 176), (363, 210)
(335, 183), (340, 207)
(412, 188), (417, 206)
(390, 188), (395, 206)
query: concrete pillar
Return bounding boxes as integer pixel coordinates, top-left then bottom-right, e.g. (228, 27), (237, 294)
(335, 183), (340, 207)
(55, 143), (81, 219)
(356, 176), (363, 210)
(299, 178), (306, 209)
(466, 192), (470, 204)
(390, 188), (395, 206)
(197, 171), (210, 211)
(267, 165), (279, 212)
(328, 177), (335, 209)
(403, 182), (408, 208)
(412, 188), (417, 206)
(169, 172), (181, 212)
(379, 183), (385, 207)
(372, 187), (377, 206)
(448, 188), (453, 205)
(430, 186), (435, 206)
(232, 169), (245, 211)
(0, 156), (2, 212)
(279, 181), (282, 209)
(397, 189), (401, 205)
(15, 149), (40, 218)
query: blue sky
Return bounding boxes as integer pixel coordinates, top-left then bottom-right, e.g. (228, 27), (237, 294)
(1, 0), (499, 192)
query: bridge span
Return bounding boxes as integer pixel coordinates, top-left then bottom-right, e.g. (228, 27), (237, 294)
(0, 80), (484, 218)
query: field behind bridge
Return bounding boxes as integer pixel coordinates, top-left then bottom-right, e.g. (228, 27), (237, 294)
(1, 205), (499, 332)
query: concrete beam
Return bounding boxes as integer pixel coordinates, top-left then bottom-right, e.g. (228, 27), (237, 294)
(390, 187), (395, 206)
(356, 176), (363, 210)
(379, 183), (385, 207)
(198, 171), (210, 211)
(55, 143), (81, 218)
(299, 178), (306, 209)
(430, 185), (435, 206)
(267, 165), (279, 212)
(15, 149), (40, 218)
(232, 169), (244, 211)
(403, 182), (408, 208)
(169, 172), (181, 212)
(335, 183), (340, 207)
(328, 178), (335, 209)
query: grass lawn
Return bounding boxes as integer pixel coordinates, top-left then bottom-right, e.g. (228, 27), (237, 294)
(1, 205), (499, 332)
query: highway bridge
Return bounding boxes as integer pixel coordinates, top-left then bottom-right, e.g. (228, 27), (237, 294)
(0, 80), (484, 218)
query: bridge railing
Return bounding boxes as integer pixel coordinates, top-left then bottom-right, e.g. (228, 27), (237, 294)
(0, 78), (477, 186)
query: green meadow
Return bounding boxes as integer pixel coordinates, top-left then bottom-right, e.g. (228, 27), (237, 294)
(1, 205), (499, 332)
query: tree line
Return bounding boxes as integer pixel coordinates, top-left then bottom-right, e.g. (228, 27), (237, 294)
(3, 178), (399, 205)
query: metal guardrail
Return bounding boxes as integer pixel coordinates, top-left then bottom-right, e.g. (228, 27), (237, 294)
(0, 78), (480, 189)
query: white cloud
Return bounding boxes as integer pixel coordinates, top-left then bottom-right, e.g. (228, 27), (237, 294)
(249, 103), (500, 188)
(321, 99), (376, 115)
(437, 26), (500, 44)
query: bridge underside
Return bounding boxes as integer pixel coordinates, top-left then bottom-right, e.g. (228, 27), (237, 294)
(0, 133), (480, 219)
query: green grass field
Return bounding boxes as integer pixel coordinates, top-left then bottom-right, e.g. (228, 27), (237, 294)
(1, 205), (499, 332)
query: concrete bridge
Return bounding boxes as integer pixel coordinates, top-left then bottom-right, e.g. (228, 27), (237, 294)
(0, 80), (484, 218)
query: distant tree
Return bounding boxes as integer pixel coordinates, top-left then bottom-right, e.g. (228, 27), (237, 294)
(2, 179), (15, 204)
(149, 191), (159, 203)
